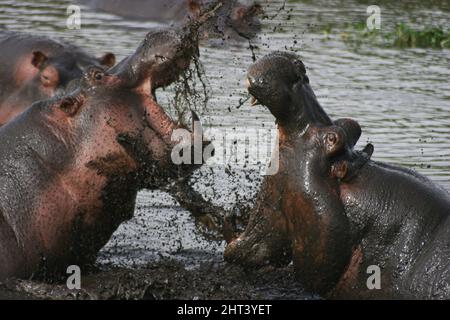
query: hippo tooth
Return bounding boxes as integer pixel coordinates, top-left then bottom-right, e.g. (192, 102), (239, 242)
(250, 95), (260, 106)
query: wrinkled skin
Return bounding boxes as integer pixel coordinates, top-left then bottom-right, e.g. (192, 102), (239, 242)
(225, 51), (450, 299)
(0, 25), (211, 280)
(80, 0), (263, 40)
(0, 32), (116, 126)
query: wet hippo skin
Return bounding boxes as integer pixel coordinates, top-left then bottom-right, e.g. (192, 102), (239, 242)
(0, 24), (212, 280)
(0, 31), (116, 126)
(0, 31), (115, 126)
(225, 51), (450, 299)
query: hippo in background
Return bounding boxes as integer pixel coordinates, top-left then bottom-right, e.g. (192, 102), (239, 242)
(79, 0), (263, 40)
(0, 22), (212, 281)
(225, 51), (450, 299)
(0, 31), (116, 126)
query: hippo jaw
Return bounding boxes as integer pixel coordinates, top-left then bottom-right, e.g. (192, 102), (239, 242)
(109, 26), (199, 93)
(247, 51), (332, 133)
(109, 27), (211, 185)
(62, 26), (211, 188)
(225, 52), (356, 270)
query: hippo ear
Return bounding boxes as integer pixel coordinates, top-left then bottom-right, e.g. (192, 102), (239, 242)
(98, 53), (116, 68)
(334, 118), (361, 149)
(249, 4), (264, 16)
(234, 4), (264, 20)
(187, 0), (201, 18)
(58, 95), (84, 117)
(234, 6), (247, 19)
(362, 143), (374, 157)
(31, 51), (48, 69)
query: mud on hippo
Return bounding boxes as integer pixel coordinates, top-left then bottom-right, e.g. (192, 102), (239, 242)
(225, 51), (450, 299)
(0, 24), (212, 280)
(0, 31), (116, 126)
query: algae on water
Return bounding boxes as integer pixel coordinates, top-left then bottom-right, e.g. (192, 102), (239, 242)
(325, 22), (450, 49)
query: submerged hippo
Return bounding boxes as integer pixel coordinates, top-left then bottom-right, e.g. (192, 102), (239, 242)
(225, 51), (450, 299)
(80, 0), (263, 40)
(0, 32), (116, 126)
(0, 24), (211, 280)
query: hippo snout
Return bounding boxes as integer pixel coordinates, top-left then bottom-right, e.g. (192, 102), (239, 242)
(225, 236), (272, 267)
(225, 233), (292, 268)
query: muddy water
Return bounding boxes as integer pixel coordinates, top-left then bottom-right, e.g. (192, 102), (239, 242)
(0, 0), (449, 299)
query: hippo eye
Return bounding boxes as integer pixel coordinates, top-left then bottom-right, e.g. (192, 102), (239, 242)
(41, 74), (51, 86)
(326, 132), (337, 145)
(94, 72), (104, 81)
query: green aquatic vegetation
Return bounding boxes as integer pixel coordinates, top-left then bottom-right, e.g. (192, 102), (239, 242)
(340, 21), (382, 46)
(320, 24), (334, 40)
(321, 22), (450, 49)
(392, 23), (450, 48)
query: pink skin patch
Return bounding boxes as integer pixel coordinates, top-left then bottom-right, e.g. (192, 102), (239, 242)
(13, 53), (59, 96)
(13, 53), (40, 87)
(39, 65), (59, 97)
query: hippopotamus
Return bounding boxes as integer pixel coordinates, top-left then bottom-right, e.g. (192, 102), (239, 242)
(0, 24), (211, 280)
(0, 31), (116, 126)
(224, 51), (450, 299)
(79, 0), (263, 40)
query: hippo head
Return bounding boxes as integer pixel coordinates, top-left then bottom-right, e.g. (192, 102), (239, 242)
(188, 0), (263, 40)
(247, 51), (365, 159)
(225, 52), (369, 269)
(228, 1), (263, 39)
(225, 52), (331, 268)
(29, 48), (115, 99)
(249, 51), (371, 164)
(247, 51), (332, 132)
(47, 26), (211, 189)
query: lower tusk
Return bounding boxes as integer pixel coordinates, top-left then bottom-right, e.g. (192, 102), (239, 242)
(250, 95), (260, 106)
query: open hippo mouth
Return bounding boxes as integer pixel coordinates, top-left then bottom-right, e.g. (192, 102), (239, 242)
(246, 51), (366, 153)
(110, 27), (199, 97)
(77, 23), (213, 186)
(224, 51), (372, 269)
(246, 51), (332, 132)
